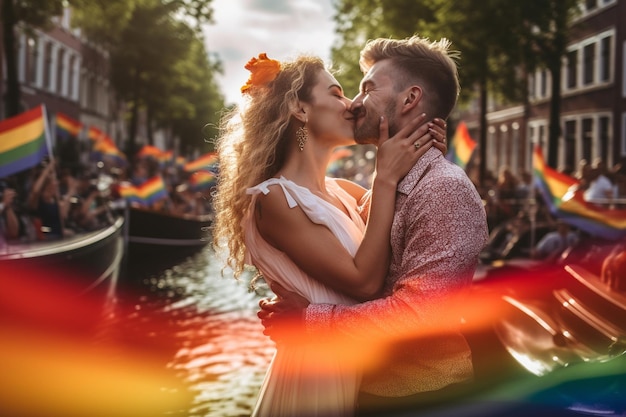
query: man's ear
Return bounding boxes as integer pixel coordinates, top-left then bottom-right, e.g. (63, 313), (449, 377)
(401, 86), (423, 113)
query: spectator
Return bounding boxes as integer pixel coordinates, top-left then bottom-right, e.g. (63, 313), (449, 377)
(583, 164), (616, 205)
(532, 220), (579, 262)
(1, 187), (21, 242)
(26, 161), (74, 239)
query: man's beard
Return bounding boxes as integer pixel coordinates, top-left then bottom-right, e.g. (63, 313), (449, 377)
(354, 100), (398, 146)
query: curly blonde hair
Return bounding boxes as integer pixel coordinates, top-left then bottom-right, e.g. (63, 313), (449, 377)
(212, 55), (326, 277)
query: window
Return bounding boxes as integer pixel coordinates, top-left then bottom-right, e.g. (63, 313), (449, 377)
(564, 29), (614, 91)
(580, 0), (616, 16)
(600, 36), (611, 82)
(566, 50), (578, 89)
(43, 42), (53, 90)
(56, 49), (65, 95)
(599, 116), (610, 162)
(582, 118), (593, 161)
(622, 113), (626, 157)
(564, 120), (577, 171)
(539, 69), (548, 97)
(583, 43), (595, 85)
(68, 55), (75, 99)
(26, 37), (38, 85)
(623, 41), (626, 98)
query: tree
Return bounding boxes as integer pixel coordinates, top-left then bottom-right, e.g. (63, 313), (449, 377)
(331, 0), (436, 97)
(425, 0), (529, 183)
(331, 0), (524, 183)
(72, 0), (220, 156)
(1, 0), (64, 117)
(145, 33), (225, 155)
(511, 0), (580, 169)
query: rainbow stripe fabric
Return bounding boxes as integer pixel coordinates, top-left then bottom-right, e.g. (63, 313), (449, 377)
(446, 121), (477, 170)
(137, 145), (163, 159)
(189, 170), (216, 191)
(184, 152), (218, 172)
(137, 145), (173, 167)
(55, 112), (82, 140)
(0, 105), (49, 177)
(119, 175), (168, 206)
(533, 145), (626, 240)
(327, 147), (354, 175)
(90, 128), (126, 166)
(88, 126), (106, 142)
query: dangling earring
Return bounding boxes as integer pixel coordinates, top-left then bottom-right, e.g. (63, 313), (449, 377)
(296, 124), (308, 152)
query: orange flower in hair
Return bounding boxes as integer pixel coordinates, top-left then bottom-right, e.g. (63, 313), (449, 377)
(240, 53), (281, 94)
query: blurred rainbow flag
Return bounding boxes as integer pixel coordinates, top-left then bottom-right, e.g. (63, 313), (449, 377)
(92, 133), (127, 166)
(137, 145), (172, 166)
(189, 170), (216, 191)
(55, 112), (82, 141)
(175, 156), (187, 168)
(157, 150), (173, 165)
(326, 147), (354, 175)
(0, 105), (50, 177)
(533, 145), (626, 240)
(184, 152), (218, 172)
(88, 126), (106, 142)
(119, 175), (168, 206)
(137, 144), (163, 159)
(446, 121), (476, 170)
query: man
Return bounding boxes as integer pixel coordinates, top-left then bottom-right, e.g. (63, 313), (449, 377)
(533, 220), (579, 262)
(259, 35), (489, 415)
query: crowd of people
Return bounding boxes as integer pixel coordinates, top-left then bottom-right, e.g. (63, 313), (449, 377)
(0, 154), (214, 247)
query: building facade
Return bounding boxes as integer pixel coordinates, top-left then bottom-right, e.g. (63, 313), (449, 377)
(458, 0), (625, 179)
(1, 8), (125, 145)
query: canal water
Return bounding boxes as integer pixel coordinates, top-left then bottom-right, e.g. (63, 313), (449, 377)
(109, 245), (275, 417)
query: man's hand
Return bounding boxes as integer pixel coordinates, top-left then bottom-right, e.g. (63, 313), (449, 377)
(257, 282), (310, 344)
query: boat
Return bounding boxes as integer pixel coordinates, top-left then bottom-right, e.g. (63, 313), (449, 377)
(0, 216), (125, 330)
(123, 206), (212, 263)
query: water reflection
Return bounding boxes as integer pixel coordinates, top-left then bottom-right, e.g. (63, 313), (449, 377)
(114, 245), (274, 417)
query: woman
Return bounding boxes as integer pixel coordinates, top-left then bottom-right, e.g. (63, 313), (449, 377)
(212, 53), (446, 417)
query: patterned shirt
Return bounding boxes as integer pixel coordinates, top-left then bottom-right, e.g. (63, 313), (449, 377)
(305, 147), (489, 397)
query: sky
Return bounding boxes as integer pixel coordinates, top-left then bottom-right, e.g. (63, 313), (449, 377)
(202, 0), (337, 106)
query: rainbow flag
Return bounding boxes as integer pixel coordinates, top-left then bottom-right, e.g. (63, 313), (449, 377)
(175, 156), (187, 168)
(157, 150), (173, 166)
(119, 175), (168, 206)
(137, 145), (163, 159)
(137, 145), (173, 167)
(327, 147), (354, 175)
(446, 121), (476, 170)
(88, 126), (106, 142)
(189, 170), (216, 191)
(0, 105), (49, 178)
(184, 152), (218, 172)
(533, 145), (626, 240)
(92, 134), (127, 166)
(55, 112), (82, 141)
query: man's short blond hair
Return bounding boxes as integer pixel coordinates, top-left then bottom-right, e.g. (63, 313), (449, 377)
(360, 35), (460, 119)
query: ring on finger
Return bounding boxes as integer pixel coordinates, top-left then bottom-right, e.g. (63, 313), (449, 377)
(414, 141), (421, 150)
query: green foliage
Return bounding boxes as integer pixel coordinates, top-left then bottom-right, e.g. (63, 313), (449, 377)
(331, 0), (581, 174)
(74, 0), (223, 154)
(330, 0), (438, 97)
(69, 0), (136, 46)
(13, 0), (65, 29)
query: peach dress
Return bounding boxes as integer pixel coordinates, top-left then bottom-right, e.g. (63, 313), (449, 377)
(244, 176), (365, 417)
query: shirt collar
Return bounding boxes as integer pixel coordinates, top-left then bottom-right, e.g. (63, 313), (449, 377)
(397, 147), (442, 195)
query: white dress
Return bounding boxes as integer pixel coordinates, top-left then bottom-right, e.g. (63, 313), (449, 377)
(244, 176), (366, 417)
